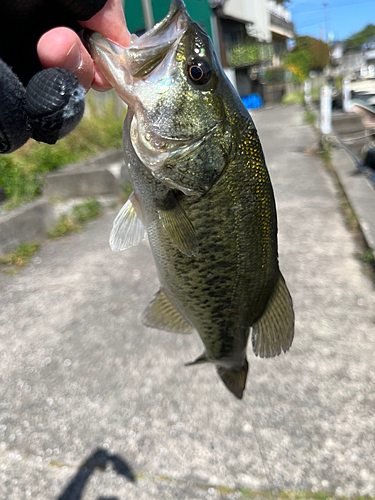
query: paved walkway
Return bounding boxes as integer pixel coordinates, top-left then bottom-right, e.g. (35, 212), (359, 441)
(0, 105), (374, 499)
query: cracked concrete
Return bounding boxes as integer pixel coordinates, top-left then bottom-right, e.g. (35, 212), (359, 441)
(0, 105), (374, 499)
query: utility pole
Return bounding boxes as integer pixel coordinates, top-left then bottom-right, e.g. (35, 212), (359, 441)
(141, 0), (154, 30)
(320, 25), (324, 42)
(323, 2), (330, 43)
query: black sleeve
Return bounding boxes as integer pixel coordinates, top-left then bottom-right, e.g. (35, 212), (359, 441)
(56, 0), (108, 21)
(0, 0), (107, 153)
(0, 59), (29, 154)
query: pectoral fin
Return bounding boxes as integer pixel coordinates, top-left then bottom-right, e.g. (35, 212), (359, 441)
(142, 288), (195, 334)
(157, 198), (199, 257)
(109, 192), (146, 251)
(251, 274), (294, 358)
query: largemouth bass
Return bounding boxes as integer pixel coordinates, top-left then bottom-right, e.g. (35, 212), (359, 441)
(87, 0), (294, 399)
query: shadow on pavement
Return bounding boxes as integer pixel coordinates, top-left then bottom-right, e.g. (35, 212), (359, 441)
(58, 448), (136, 500)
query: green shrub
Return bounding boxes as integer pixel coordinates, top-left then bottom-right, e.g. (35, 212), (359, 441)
(282, 91), (304, 105)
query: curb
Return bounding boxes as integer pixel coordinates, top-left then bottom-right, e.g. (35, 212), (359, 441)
(0, 150), (125, 256)
(0, 198), (54, 256)
(332, 148), (375, 254)
(307, 103), (375, 257)
(43, 149), (124, 198)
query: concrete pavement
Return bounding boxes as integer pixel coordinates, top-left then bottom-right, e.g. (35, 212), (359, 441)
(0, 104), (374, 499)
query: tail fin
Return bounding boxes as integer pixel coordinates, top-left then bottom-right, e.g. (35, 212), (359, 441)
(252, 273), (294, 358)
(217, 360), (249, 399)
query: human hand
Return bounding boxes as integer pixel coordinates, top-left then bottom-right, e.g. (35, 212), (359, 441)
(0, 0), (131, 154)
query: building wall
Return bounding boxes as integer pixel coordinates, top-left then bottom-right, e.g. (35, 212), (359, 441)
(222, 0), (271, 42)
(341, 52), (365, 76)
(124, 0), (212, 38)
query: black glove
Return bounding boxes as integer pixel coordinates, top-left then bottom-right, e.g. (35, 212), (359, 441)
(0, 0), (107, 154)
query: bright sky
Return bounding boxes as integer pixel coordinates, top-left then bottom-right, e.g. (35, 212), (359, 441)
(289, 0), (375, 43)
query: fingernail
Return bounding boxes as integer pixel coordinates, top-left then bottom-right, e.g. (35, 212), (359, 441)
(62, 42), (82, 72)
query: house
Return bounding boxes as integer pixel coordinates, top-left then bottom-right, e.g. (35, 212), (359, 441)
(123, 0), (294, 98)
(330, 36), (375, 78)
(267, 0), (294, 67)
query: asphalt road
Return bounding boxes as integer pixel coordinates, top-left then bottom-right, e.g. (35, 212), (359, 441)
(0, 105), (374, 499)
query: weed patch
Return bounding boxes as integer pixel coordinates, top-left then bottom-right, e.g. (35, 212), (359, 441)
(304, 109), (316, 126)
(47, 198), (102, 239)
(361, 248), (375, 265)
(282, 87), (321, 106)
(317, 140), (332, 162)
(282, 91), (305, 106)
(71, 198), (102, 223)
(0, 242), (40, 274)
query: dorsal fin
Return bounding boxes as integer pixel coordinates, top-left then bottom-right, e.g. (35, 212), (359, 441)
(142, 289), (195, 334)
(251, 274), (294, 358)
(109, 192), (146, 251)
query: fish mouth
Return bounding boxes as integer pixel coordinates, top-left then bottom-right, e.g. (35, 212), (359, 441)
(86, 0), (189, 80)
(130, 111), (216, 170)
(126, 0), (189, 78)
(86, 0), (190, 109)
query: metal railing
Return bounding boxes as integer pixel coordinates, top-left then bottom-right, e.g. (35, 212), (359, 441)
(269, 12), (294, 37)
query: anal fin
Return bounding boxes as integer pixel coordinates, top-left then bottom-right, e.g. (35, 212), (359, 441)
(142, 288), (195, 334)
(217, 360), (249, 400)
(110, 192), (146, 251)
(251, 274), (294, 358)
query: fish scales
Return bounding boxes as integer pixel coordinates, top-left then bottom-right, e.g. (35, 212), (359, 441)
(87, 0), (294, 399)
(151, 121), (279, 360)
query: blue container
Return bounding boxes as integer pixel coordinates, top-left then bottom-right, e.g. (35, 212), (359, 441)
(241, 94), (263, 110)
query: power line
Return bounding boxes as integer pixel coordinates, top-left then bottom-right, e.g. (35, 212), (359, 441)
(291, 0), (375, 15)
(297, 18), (326, 29)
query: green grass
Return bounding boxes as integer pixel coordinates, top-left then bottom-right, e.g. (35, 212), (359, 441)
(0, 102), (125, 210)
(340, 195), (360, 233)
(47, 215), (82, 239)
(240, 490), (374, 500)
(282, 87), (321, 106)
(282, 91), (305, 105)
(112, 469), (375, 500)
(47, 198), (102, 239)
(317, 141), (332, 162)
(0, 242), (40, 274)
(144, 470), (375, 500)
(304, 108), (316, 126)
(71, 198), (102, 223)
(361, 248), (375, 265)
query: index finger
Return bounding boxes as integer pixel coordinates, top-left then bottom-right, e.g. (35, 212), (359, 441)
(79, 0), (131, 48)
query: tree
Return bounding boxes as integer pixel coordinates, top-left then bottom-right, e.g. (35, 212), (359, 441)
(344, 24), (375, 51)
(285, 36), (329, 82)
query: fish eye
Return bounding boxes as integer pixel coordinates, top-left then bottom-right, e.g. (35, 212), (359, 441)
(187, 60), (211, 85)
